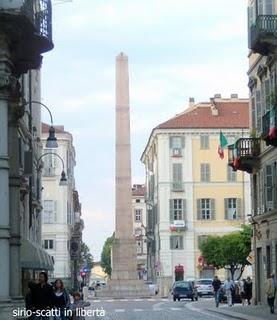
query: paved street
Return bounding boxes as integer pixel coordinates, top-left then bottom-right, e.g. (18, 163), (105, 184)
(84, 297), (233, 320)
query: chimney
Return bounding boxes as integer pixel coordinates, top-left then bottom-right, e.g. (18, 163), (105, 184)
(214, 94), (221, 99)
(230, 93), (238, 99)
(189, 97), (195, 107)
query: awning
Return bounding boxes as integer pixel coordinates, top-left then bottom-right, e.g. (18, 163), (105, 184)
(21, 239), (54, 271)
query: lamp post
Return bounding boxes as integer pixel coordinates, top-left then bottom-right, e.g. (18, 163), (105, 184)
(36, 152), (67, 186)
(24, 100), (58, 148)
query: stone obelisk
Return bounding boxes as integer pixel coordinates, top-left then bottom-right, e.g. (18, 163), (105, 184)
(112, 52), (138, 280)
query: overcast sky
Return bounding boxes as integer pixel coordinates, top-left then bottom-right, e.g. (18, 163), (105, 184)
(41, 0), (249, 261)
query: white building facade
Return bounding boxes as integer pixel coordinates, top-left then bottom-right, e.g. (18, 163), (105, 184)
(41, 124), (76, 286)
(132, 184), (147, 279)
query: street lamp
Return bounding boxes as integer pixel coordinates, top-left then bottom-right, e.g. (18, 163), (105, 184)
(37, 152), (67, 186)
(24, 100), (58, 148)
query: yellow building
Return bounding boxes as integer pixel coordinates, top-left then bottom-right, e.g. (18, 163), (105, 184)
(142, 94), (251, 292)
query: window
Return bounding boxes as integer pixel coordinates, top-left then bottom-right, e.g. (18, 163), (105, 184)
(200, 135), (209, 149)
(135, 209), (142, 222)
(265, 165), (273, 211)
(200, 163), (210, 182)
(224, 198), (242, 220)
(258, 0), (274, 15)
(256, 90), (262, 133)
(136, 199), (140, 203)
(172, 163), (183, 191)
(251, 96), (256, 130)
(263, 79), (271, 113)
(170, 235), (183, 250)
(44, 239), (54, 250)
(266, 245), (271, 278)
(197, 199), (215, 220)
(170, 136), (184, 156)
(198, 235), (208, 249)
(42, 149), (57, 176)
(227, 165), (237, 182)
(43, 200), (57, 224)
(169, 199), (186, 221)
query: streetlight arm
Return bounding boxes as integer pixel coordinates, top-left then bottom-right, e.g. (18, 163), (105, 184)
(25, 100), (54, 124)
(37, 152), (65, 171)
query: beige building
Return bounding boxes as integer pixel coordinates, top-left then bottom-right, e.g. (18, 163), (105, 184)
(142, 95), (251, 292)
(233, 0), (277, 305)
(132, 184), (147, 279)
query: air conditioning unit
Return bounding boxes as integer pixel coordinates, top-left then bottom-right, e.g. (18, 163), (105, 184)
(173, 148), (182, 156)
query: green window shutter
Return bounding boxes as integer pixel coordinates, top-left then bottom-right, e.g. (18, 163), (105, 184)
(224, 198), (228, 220)
(207, 164), (211, 181)
(169, 199), (174, 222)
(181, 136), (185, 148)
(211, 199), (215, 220)
(169, 137), (173, 149)
(197, 199), (201, 220)
(170, 236), (173, 250)
(236, 198), (242, 219)
(182, 199), (187, 220)
(180, 236), (183, 250)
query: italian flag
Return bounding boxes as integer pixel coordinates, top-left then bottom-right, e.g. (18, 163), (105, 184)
(218, 131), (228, 159)
(269, 107), (277, 139)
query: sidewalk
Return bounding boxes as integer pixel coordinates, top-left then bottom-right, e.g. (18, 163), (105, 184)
(189, 298), (277, 320)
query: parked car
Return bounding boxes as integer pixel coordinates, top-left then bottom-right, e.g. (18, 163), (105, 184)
(195, 278), (214, 296)
(172, 281), (198, 301)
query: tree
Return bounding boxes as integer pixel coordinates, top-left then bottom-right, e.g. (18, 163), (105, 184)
(101, 235), (114, 277)
(199, 225), (252, 280)
(79, 242), (94, 271)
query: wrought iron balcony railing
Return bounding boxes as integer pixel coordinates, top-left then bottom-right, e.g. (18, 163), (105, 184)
(228, 138), (260, 174)
(249, 15), (277, 55)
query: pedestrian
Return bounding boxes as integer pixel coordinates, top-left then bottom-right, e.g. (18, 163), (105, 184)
(223, 277), (234, 307)
(265, 273), (276, 314)
(52, 279), (70, 320)
(28, 271), (54, 320)
(244, 277), (252, 305)
(212, 276), (222, 307)
(69, 291), (90, 320)
(239, 279), (246, 306)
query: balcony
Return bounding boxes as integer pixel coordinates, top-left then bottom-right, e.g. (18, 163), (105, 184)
(262, 107), (277, 147)
(228, 138), (260, 174)
(0, 0), (53, 74)
(249, 15), (277, 55)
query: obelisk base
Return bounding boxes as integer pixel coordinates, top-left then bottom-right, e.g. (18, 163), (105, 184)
(96, 238), (151, 298)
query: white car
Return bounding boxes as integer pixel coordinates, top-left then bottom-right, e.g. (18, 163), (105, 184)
(195, 278), (214, 296)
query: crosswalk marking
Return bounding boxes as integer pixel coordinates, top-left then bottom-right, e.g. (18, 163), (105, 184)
(134, 309), (144, 312)
(134, 298), (143, 301)
(107, 299), (114, 302)
(171, 307), (182, 311)
(115, 309), (125, 313)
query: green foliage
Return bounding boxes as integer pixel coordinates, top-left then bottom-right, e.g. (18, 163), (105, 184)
(199, 225), (252, 280)
(101, 235), (114, 276)
(79, 242), (94, 271)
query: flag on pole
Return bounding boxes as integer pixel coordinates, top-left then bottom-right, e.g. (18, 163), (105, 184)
(218, 131), (228, 159)
(269, 107), (277, 139)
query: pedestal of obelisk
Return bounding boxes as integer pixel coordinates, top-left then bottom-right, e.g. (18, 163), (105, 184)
(96, 53), (149, 297)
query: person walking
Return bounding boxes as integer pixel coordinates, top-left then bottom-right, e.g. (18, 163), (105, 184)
(69, 291), (90, 320)
(239, 279), (246, 306)
(212, 276), (222, 307)
(52, 279), (70, 320)
(244, 277), (252, 305)
(223, 277), (234, 307)
(28, 271), (54, 320)
(265, 273), (276, 314)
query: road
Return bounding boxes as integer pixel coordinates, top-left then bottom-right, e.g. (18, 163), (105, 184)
(84, 297), (234, 320)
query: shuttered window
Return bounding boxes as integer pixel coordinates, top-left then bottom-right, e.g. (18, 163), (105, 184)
(169, 199), (186, 222)
(265, 164), (274, 211)
(251, 96), (256, 129)
(224, 198), (242, 220)
(256, 90), (262, 133)
(200, 163), (210, 182)
(200, 135), (209, 149)
(43, 149), (57, 176)
(170, 136), (185, 156)
(227, 165), (237, 182)
(43, 200), (57, 224)
(264, 79), (271, 113)
(172, 163), (183, 191)
(170, 235), (183, 250)
(197, 199), (215, 220)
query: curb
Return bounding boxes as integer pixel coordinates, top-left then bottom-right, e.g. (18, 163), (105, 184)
(206, 308), (263, 320)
